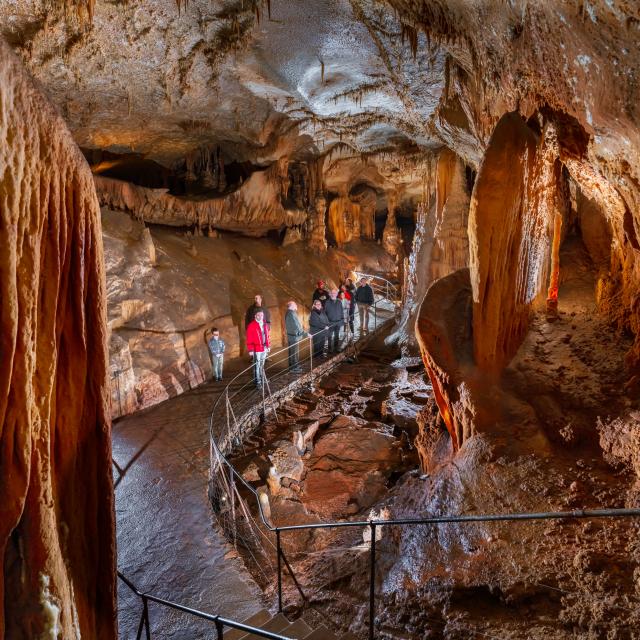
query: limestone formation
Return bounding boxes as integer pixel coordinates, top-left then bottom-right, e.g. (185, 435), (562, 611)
(0, 39), (116, 640)
(95, 165), (306, 237)
(430, 149), (470, 281)
(307, 193), (328, 252)
(382, 190), (403, 258)
(328, 195), (361, 247)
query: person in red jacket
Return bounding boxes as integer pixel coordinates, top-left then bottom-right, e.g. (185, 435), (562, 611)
(246, 310), (271, 387)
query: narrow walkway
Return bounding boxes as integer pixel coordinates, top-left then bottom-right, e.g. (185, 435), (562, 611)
(113, 361), (264, 640)
(113, 298), (396, 638)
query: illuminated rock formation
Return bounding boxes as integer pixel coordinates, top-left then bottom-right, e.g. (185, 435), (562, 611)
(430, 149), (470, 281)
(0, 39), (116, 639)
(382, 190), (403, 258)
(95, 162), (306, 237)
(327, 195), (361, 247)
(307, 193), (328, 252)
(351, 185), (377, 240)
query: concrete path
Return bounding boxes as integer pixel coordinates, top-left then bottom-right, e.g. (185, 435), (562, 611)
(113, 369), (264, 640)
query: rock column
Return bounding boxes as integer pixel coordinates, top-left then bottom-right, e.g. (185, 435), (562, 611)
(0, 39), (116, 639)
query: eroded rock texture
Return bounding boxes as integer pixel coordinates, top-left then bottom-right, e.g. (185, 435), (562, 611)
(400, 2), (640, 449)
(0, 39), (115, 639)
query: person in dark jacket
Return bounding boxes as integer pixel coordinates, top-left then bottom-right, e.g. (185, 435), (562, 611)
(311, 280), (329, 307)
(355, 278), (375, 333)
(324, 288), (344, 353)
(245, 294), (271, 329)
(308, 299), (329, 358)
(285, 301), (307, 371)
(206, 327), (226, 381)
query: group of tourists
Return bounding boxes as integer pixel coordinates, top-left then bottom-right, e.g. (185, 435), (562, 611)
(206, 278), (376, 387)
(308, 277), (375, 359)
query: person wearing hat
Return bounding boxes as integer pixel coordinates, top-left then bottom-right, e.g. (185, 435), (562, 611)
(312, 280), (329, 307)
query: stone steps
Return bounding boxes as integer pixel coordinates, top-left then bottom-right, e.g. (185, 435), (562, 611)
(222, 609), (356, 640)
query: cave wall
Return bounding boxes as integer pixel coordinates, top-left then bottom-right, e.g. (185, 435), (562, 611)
(390, 0), (640, 373)
(0, 39), (116, 639)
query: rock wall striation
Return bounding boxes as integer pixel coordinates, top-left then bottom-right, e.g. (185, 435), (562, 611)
(0, 39), (116, 639)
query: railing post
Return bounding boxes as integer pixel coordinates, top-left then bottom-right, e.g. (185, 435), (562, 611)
(276, 529), (283, 613)
(215, 618), (224, 639)
(135, 596), (151, 640)
(369, 522), (376, 640)
(309, 334), (313, 372)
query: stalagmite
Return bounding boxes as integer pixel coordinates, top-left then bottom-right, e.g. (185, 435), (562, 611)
(0, 39), (116, 639)
(382, 190), (403, 258)
(307, 193), (328, 252)
(429, 149), (470, 280)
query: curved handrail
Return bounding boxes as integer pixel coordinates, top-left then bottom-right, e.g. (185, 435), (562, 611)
(353, 271), (400, 301)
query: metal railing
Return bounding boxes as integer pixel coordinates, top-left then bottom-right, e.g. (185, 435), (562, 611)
(207, 279), (640, 639)
(118, 571), (296, 640)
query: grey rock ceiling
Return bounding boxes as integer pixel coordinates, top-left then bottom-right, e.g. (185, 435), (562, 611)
(0, 0), (444, 168)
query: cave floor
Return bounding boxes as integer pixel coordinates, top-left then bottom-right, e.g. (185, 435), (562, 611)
(112, 362), (265, 640)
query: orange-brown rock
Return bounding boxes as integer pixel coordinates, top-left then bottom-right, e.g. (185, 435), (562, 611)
(469, 113), (565, 377)
(382, 190), (403, 258)
(430, 148), (470, 281)
(416, 269), (475, 450)
(350, 185), (377, 240)
(302, 416), (403, 518)
(95, 162), (306, 236)
(0, 39), (116, 639)
(327, 195), (361, 247)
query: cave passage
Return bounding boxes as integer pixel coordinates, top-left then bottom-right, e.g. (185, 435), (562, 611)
(2, 1), (640, 639)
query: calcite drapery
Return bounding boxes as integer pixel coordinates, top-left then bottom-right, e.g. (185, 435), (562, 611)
(382, 190), (403, 258)
(430, 149), (470, 281)
(307, 193), (328, 252)
(0, 39), (116, 639)
(469, 113), (559, 377)
(327, 195), (361, 247)
(95, 162), (306, 237)
(416, 113), (566, 449)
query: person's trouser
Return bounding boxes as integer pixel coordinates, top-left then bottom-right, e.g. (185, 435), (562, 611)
(312, 329), (326, 358)
(328, 324), (341, 352)
(358, 304), (371, 332)
(287, 335), (300, 367)
(348, 308), (355, 334)
(253, 351), (267, 385)
(213, 355), (224, 379)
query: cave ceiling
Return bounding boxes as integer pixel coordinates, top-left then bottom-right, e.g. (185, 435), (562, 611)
(0, 0), (444, 197)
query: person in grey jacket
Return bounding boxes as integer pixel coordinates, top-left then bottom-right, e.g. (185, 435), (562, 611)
(355, 278), (375, 333)
(206, 327), (226, 381)
(285, 301), (307, 371)
(324, 288), (344, 353)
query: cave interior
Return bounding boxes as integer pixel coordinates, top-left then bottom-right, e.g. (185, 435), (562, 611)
(1, 0), (640, 639)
